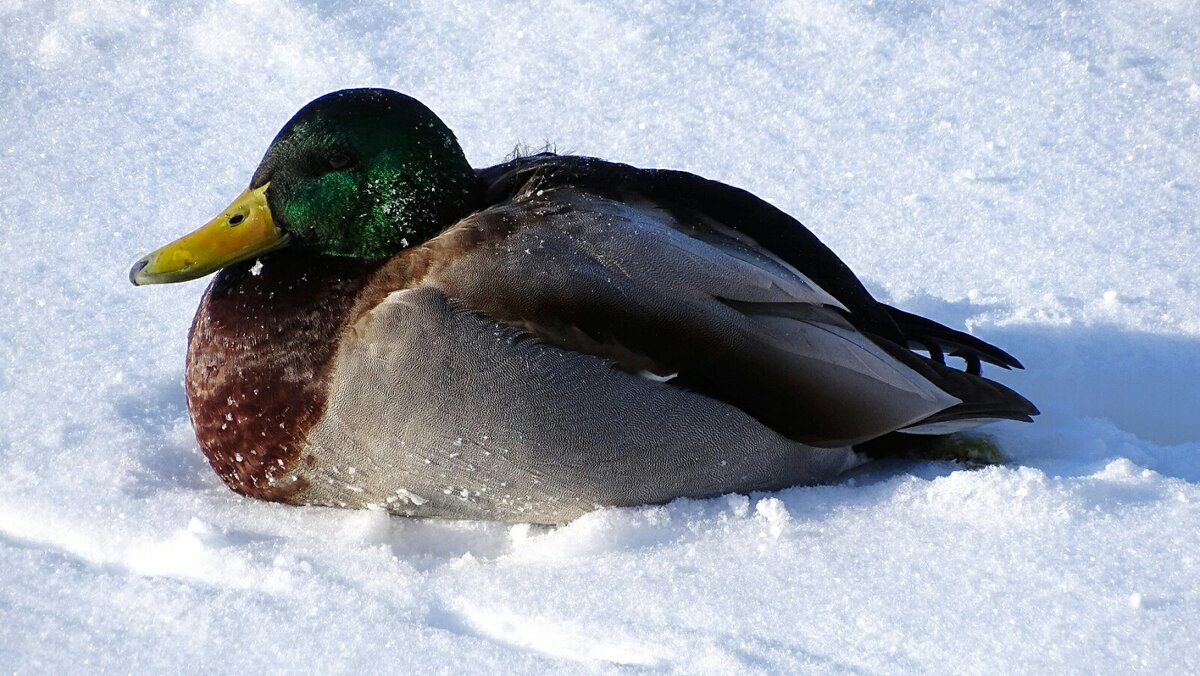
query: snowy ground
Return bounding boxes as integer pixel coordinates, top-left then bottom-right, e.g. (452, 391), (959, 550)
(2, 0), (1198, 672)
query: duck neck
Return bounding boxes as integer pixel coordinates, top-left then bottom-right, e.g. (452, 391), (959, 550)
(354, 157), (481, 258)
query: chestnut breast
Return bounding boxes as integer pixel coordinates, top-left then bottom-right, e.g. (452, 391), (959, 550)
(184, 253), (384, 501)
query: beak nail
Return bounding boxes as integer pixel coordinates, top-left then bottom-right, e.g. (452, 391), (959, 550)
(129, 258), (149, 286)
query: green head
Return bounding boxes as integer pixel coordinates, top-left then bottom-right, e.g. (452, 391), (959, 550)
(256, 89), (477, 257)
(130, 88), (479, 285)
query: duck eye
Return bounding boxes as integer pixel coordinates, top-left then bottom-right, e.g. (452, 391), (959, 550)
(328, 152), (354, 170)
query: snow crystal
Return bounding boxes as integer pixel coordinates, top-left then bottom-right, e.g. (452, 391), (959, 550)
(755, 496), (792, 538)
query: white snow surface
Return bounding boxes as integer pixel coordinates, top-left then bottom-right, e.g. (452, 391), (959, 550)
(2, 0), (1199, 672)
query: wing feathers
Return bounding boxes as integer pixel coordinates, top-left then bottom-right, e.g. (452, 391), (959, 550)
(420, 186), (978, 446)
(440, 155), (1036, 446)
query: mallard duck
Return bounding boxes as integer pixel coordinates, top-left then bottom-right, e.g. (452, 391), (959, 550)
(130, 88), (1036, 523)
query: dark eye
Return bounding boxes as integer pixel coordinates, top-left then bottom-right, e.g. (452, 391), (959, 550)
(328, 152), (354, 170)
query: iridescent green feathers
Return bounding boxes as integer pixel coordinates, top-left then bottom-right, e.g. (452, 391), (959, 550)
(251, 89), (478, 259)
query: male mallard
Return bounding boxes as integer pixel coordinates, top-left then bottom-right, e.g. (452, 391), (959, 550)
(131, 89), (1036, 523)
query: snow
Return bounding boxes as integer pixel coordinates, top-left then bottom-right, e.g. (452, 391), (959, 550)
(2, 0), (1198, 672)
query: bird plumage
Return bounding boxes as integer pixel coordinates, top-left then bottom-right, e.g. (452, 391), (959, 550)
(133, 90), (1037, 523)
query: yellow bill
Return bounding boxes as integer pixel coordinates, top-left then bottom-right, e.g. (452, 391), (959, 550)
(129, 183), (290, 285)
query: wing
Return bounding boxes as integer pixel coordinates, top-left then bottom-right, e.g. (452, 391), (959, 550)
(478, 154), (1026, 372)
(409, 184), (970, 447)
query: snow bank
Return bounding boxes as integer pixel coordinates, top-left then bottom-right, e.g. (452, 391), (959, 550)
(1, 0), (1197, 672)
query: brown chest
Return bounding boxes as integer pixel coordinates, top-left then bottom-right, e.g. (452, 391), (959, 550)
(184, 253), (382, 502)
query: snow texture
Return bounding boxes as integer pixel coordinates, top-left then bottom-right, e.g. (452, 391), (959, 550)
(2, 0), (1198, 672)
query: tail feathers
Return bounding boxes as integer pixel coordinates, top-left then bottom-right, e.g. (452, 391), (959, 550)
(869, 331), (1040, 426)
(884, 305), (1024, 372)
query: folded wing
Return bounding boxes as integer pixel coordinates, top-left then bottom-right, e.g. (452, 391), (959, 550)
(418, 185), (1021, 446)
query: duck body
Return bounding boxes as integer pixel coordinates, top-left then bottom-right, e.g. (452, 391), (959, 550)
(131, 89), (1035, 523)
(181, 151), (1035, 523)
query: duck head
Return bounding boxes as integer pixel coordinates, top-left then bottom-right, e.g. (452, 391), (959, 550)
(130, 88), (477, 285)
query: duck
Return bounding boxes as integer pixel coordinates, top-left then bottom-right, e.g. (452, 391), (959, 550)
(130, 88), (1037, 524)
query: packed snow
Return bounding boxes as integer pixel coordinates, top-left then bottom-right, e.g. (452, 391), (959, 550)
(2, 0), (1198, 672)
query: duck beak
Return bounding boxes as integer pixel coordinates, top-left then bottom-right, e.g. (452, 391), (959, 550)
(129, 183), (290, 285)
